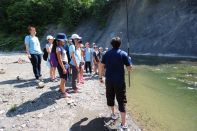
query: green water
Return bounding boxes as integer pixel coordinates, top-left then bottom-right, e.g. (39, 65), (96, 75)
(126, 56), (197, 131)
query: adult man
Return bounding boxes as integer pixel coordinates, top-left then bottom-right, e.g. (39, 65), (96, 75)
(69, 34), (82, 93)
(101, 37), (132, 130)
(84, 42), (92, 75)
(24, 26), (43, 81)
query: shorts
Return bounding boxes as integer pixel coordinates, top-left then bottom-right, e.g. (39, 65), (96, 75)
(105, 81), (127, 112)
(50, 53), (58, 67)
(57, 62), (69, 80)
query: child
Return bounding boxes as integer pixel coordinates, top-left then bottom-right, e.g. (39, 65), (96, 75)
(46, 35), (57, 82)
(55, 33), (71, 98)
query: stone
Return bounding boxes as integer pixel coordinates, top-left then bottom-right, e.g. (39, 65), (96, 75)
(0, 110), (5, 115)
(2, 100), (8, 103)
(37, 113), (43, 118)
(21, 124), (26, 128)
(37, 82), (45, 88)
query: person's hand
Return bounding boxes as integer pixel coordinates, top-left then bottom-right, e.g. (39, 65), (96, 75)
(27, 54), (31, 59)
(76, 66), (80, 71)
(63, 69), (67, 74)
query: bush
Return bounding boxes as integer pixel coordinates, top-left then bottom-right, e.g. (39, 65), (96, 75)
(0, 0), (116, 50)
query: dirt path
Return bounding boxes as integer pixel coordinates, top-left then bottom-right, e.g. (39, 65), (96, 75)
(0, 53), (140, 131)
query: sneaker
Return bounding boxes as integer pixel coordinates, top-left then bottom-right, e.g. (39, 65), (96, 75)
(53, 78), (58, 82)
(38, 76), (44, 81)
(111, 113), (119, 120)
(80, 80), (84, 84)
(117, 123), (128, 131)
(64, 92), (71, 98)
(74, 89), (80, 93)
(35, 79), (40, 83)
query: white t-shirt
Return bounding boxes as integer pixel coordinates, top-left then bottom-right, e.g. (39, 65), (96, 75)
(46, 43), (53, 59)
(56, 46), (68, 62)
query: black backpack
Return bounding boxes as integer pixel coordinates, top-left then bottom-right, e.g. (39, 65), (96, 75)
(43, 48), (48, 61)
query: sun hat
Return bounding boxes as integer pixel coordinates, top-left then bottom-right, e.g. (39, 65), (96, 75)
(46, 35), (54, 40)
(99, 47), (103, 50)
(71, 34), (82, 40)
(56, 33), (67, 42)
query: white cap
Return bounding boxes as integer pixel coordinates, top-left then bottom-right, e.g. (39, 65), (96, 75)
(46, 35), (54, 40)
(71, 34), (82, 40)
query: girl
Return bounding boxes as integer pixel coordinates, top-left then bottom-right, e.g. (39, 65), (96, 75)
(54, 33), (71, 98)
(46, 35), (57, 82)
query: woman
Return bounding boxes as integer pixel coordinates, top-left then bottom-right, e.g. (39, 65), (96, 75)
(93, 46), (99, 75)
(79, 43), (85, 84)
(24, 26), (43, 81)
(98, 47), (104, 83)
(69, 34), (82, 93)
(55, 33), (71, 98)
(45, 35), (57, 82)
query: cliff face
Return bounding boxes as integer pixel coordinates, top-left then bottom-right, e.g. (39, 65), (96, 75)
(74, 0), (197, 56)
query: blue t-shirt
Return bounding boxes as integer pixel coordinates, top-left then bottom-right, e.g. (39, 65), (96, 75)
(85, 48), (92, 62)
(101, 48), (131, 84)
(69, 45), (82, 66)
(24, 35), (42, 54)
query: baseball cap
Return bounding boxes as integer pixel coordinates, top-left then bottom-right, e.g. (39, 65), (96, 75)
(46, 35), (54, 40)
(71, 34), (82, 40)
(56, 33), (67, 42)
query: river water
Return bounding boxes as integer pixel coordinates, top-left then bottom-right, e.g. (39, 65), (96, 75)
(126, 55), (197, 131)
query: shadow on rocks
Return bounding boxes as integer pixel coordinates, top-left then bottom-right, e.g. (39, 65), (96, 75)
(70, 117), (108, 131)
(6, 90), (61, 117)
(0, 78), (37, 88)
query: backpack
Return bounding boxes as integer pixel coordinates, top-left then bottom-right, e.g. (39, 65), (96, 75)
(43, 48), (48, 61)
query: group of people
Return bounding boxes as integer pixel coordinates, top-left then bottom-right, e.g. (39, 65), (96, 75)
(24, 25), (132, 130)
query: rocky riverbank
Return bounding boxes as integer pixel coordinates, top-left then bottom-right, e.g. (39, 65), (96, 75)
(0, 53), (140, 131)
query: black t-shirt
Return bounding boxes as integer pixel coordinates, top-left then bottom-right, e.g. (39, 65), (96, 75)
(101, 48), (131, 84)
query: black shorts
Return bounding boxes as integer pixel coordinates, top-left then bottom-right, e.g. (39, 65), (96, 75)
(57, 63), (68, 80)
(105, 81), (127, 112)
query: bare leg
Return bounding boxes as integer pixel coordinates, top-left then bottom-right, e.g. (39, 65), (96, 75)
(60, 78), (65, 93)
(120, 112), (126, 126)
(50, 68), (53, 79)
(111, 106), (115, 114)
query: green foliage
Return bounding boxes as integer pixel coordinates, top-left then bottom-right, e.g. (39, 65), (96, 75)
(0, 0), (115, 50)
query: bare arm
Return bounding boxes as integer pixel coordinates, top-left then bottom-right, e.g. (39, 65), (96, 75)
(25, 44), (31, 59)
(46, 47), (51, 54)
(126, 65), (132, 72)
(101, 63), (105, 75)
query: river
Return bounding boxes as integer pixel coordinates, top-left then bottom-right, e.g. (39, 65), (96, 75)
(126, 55), (197, 131)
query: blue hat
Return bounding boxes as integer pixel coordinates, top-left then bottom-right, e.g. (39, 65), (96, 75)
(56, 33), (67, 42)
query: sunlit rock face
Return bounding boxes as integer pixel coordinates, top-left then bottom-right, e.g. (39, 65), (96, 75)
(75, 0), (197, 56)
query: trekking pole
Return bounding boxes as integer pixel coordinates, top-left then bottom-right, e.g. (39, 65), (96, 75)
(126, 0), (131, 88)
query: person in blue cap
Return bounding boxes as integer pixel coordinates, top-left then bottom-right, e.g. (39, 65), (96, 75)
(55, 33), (71, 98)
